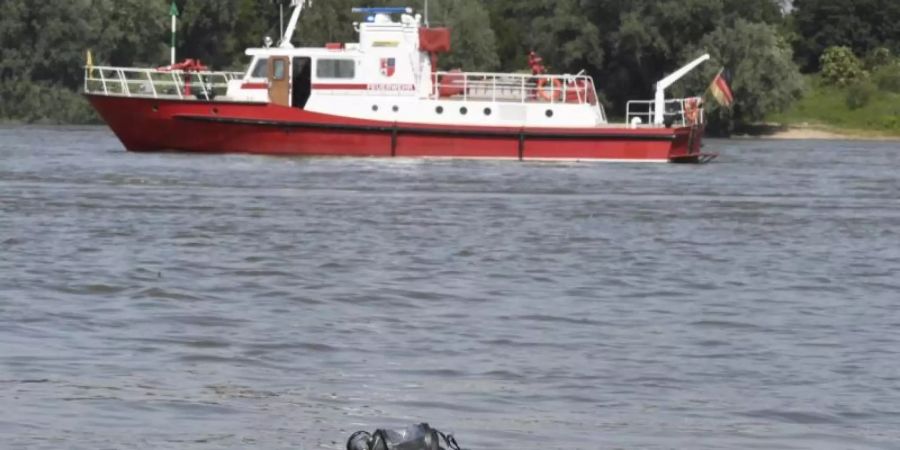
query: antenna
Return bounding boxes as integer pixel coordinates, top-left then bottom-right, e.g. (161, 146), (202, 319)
(424, 0), (430, 27)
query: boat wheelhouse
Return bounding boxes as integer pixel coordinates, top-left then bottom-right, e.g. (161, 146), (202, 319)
(84, 3), (716, 163)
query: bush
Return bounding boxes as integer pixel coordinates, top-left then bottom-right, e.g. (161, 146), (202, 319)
(873, 64), (900, 93)
(864, 47), (894, 70)
(876, 114), (900, 132)
(845, 80), (877, 110)
(821, 46), (867, 87)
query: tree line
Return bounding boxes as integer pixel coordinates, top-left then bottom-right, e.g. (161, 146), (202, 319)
(1, 0), (898, 129)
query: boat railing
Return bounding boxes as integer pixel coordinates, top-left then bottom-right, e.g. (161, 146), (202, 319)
(83, 65), (244, 100)
(626, 97), (705, 128)
(431, 71), (602, 107)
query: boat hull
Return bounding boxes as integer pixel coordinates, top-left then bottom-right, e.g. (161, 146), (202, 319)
(85, 94), (707, 163)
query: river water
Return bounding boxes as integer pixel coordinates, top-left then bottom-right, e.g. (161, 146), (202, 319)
(1, 125), (899, 450)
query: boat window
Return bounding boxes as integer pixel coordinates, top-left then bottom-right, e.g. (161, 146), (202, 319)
(317, 59), (355, 79)
(273, 59), (286, 80)
(250, 58), (269, 78)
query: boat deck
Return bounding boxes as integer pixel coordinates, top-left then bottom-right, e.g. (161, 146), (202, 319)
(84, 65), (702, 129)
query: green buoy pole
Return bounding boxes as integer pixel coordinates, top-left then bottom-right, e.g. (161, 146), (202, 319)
(170, 1), (179, 65)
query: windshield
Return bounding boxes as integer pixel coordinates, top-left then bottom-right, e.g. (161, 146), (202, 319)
(248, 58), (269, 78)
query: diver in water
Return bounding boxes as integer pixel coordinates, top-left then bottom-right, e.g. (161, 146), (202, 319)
(346, 423), (462, 450)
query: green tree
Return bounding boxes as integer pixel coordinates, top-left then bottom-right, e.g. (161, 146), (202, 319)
(292, 0), (356, 47)
(486, 0), (526, 71)
(721, 0), (783, 25)
(91, 0), (169, 68)
(1, 0), (95, 89)
(792, 0), (900, 71)
(430, 0), (499, 71)
(529, 0), (602, 73)
(175, 0), (243, 68)
(488, 0), (623, 73)
(0, 0), (169, 123)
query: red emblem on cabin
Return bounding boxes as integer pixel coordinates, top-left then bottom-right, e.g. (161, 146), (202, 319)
(380, 58), (396, 77)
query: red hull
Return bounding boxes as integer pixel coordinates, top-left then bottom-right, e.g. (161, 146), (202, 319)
(86, 95), (707, 162)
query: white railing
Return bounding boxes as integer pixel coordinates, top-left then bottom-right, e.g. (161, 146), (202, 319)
(84, 65), (244, 100)
(432, 71), (602, 107)
(626, 97), (705, 128)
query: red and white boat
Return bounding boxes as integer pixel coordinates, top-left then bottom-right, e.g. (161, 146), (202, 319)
(84, 3), (716, 163)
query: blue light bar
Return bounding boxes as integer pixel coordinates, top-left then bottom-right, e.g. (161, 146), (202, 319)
(351, 7), (413, 15)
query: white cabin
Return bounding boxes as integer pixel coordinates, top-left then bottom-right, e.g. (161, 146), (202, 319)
(224, 6), (608, 128)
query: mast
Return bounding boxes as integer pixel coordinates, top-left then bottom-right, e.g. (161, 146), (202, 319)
(280, 0), (311, 48)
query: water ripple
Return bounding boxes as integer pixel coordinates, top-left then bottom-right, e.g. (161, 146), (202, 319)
(2, 128), (899, 449)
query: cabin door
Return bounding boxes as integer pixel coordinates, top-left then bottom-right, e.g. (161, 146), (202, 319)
(292, 57), (312, 109)
(268, 56), (291, 106)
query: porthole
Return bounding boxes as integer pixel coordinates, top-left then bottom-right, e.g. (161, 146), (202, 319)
(372, 105), (379, 112)
(392, 105), (399, 112)
(152, 105), (159, 112)
(484, 108), (492, 116)
(460, 106), (468, 115)
(545, 109), (554, 118)
(436, 106), (444, 114)
(212, 107), (219, 115)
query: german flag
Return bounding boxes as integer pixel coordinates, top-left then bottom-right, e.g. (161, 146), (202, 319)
(708, 69), (734, 108)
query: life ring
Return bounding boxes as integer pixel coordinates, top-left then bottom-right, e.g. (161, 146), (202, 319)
(536, 78), (562, 102)
(684, 98), (700, 125)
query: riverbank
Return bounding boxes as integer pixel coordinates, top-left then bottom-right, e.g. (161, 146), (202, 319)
(734, 124), (900, 141)
(763, 75), (900, 140)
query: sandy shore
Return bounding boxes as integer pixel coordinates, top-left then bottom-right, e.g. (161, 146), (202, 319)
(751, 126), (900, 141)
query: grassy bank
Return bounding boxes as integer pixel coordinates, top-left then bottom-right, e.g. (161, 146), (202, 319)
(767, 76), (900, 137)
